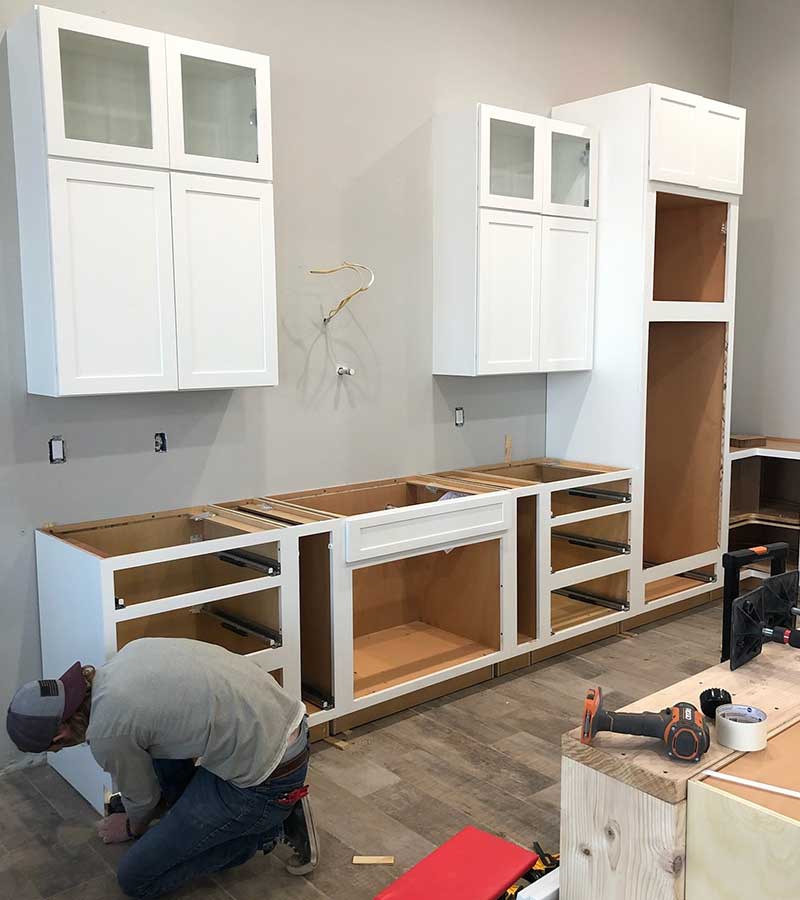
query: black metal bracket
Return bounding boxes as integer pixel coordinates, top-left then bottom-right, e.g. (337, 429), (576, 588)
(553, 587), (629, 612)
(216, 549), (281, 577)
(302, 684), (335, 711)
(566, 487), (631, 504)
(197, 605), (282, 648)
(721, 542), (788, 662)
(552, 532), (631, 555)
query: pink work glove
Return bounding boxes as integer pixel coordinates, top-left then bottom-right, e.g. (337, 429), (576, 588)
(97, 813), (133, 844)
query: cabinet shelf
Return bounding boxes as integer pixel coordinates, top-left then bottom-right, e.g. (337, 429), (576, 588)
(353, 622), (495, 698)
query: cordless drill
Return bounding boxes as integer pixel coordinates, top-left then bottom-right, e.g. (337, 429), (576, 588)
(581, 686), (710, 763)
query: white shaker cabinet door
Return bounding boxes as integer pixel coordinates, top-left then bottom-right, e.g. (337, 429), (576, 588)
(38, 6), (170, 167)
(48, 160), (178, 395)
(477, 209), (542, 374)
(166, 36), (272, 180)
(698, 100), (746, 194)
(539, 217), (595, 371)
(171, 174), (278, 389)
(649, 85), (702, 187)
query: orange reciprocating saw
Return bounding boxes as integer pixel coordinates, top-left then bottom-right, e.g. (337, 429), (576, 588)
(580, 686), (710, 764)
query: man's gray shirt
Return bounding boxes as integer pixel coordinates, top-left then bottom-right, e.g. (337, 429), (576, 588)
(87, 638), (305, 827)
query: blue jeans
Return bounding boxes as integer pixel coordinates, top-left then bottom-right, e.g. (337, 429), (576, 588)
(116, 758), (308, 899)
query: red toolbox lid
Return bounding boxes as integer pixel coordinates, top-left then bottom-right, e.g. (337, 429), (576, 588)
(374, 825), (538, 900)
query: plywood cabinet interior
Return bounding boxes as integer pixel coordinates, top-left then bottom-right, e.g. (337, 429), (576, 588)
(433, 103), (597, 376)
(7, 5), (277, 395)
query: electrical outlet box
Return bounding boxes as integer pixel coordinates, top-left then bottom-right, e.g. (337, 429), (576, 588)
(455, 407), (465, 427)
(154, 432), (168, 453)
(48, 435), (66, 464)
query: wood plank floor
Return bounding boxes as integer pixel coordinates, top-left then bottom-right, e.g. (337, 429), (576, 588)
(0, 601), (723, 899)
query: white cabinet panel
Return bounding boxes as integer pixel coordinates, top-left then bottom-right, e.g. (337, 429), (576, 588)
(540, 218), (596, 371)
(48, 160), (178, 395)
(649, 86), (702, 187)
(479, 105), (544, 213)
(544, 119), (598, 219)
(166, 36), (272, 180)
(171, 174), (278, 389)
(699, 100), (746, 194)
(477, 209), (541, 374)
(38, 6), (169, 167)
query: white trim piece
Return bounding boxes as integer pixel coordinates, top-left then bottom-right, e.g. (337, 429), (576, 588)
(113, 575), (281, 622)
(499, 528), (517, 655)
(544, 606), (631, 645)
(701, 770), (800, 802)
(642, 549), (720, 583)
(542, 468), (636, 494)
(344, 491), (508, 563)
(38, 6), (170, 167)
(536, 491), (553, 641)
(550, 502), (633, 528)
(165, 34), (272, 180)
(548, 553), (631, 592)
(647, 301), (732, 323)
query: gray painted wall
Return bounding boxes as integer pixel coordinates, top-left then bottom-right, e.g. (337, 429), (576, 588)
(730, 0), (798, 434)
(0, 0), (734, 770)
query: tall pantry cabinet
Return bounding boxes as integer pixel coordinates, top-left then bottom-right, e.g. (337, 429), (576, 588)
(546, 84), (745, 613)
(7, 6), (277, 395)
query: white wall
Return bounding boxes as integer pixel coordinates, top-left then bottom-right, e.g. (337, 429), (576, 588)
(730, 0), (799, 434)
(0, 0), (734, 770)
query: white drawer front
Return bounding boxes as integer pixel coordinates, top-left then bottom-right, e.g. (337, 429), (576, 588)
(345, 494), (507, 563)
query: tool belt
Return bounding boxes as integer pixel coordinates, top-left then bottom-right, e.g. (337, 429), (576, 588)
(267, 746), (310, 781)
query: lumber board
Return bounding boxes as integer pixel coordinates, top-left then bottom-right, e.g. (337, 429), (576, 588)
(560, 757), (686, 900)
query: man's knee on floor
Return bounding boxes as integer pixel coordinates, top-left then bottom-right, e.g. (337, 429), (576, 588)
(117, 853), (152, 899)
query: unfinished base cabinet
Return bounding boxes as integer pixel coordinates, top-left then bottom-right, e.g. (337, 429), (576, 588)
(7, 6), (277, 395)
(433, 103), (597, 376)
(36, 503), (333, 811)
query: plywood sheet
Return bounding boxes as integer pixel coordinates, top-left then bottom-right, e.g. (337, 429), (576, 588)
(644, 322), (726, 565)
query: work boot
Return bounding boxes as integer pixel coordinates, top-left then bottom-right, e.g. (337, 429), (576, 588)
(282, 794), (319, 875)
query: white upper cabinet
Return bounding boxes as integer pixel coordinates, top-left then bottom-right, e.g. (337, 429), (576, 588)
(543, 119), (598, 219)
(649, 85), (745, 194)
(171, 175), (277, 389)
(433, 102), (598, 376)
(165, 36), (272, 179)
(477, 209), (542, 374)
(37, 6), (170, 167)
(8, 6), (278, 395)
(539, 217), (596, 371)
(479, 105), (544, 212)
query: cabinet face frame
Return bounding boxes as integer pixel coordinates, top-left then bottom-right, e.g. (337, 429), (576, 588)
(48, 159), (179, 395)
(478, 104), (545, 213)
(166, 35), (273, 180)
(542, 119), (598, 219)
(171, 173), (278, 389)
(477, 208), (542, 374)
(38, 6), (170, 168)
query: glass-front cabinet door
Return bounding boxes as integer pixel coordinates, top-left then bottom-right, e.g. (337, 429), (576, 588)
(166, 36), (272, 180)
(479, 105), (544, 213)
(543, 119), (598, 219)
(38, 6), (170, 167)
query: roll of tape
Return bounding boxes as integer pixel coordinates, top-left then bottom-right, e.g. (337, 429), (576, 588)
(715, 704), (768, 751)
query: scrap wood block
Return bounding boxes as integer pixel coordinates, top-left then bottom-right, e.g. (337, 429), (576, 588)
(373, 825), (537, 900)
